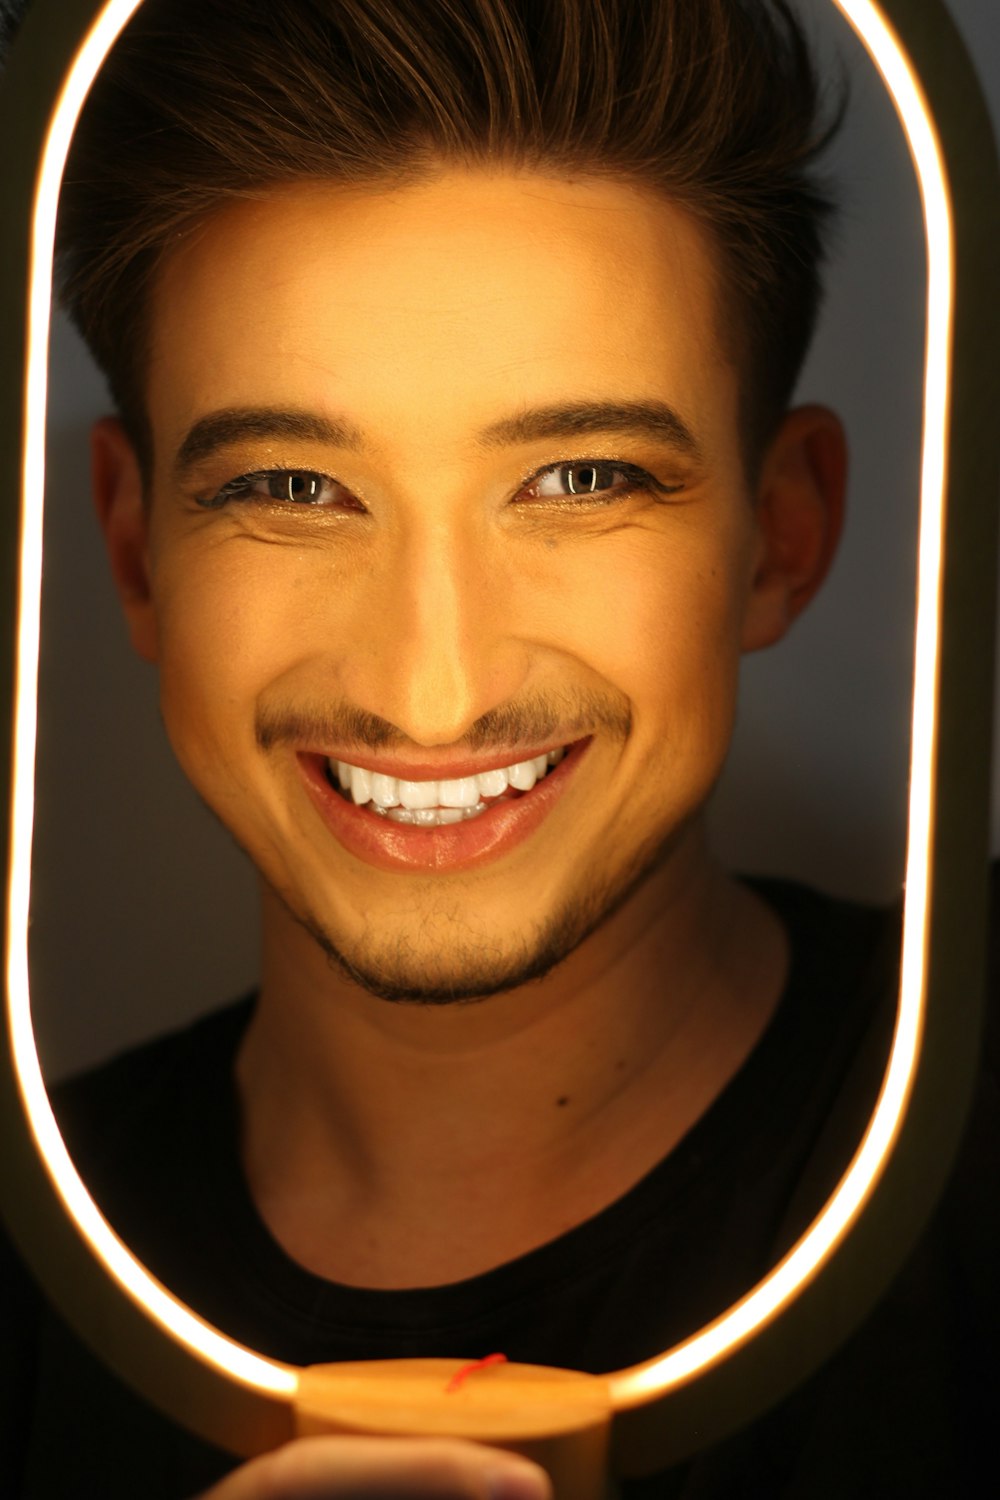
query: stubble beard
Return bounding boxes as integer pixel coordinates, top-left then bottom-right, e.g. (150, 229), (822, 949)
(265, 811), (694, 1006)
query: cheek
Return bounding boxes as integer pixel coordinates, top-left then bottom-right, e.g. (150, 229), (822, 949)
(587, 522), (752, 730)
(604, 531), (752, 845)
(151, 545), (304, 783)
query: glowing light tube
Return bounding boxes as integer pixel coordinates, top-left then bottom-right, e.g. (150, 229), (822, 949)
(4, 0), (297, 1400)
(610, 0), (953, 1407)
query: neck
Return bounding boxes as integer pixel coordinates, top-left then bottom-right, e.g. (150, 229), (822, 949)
(235, 830), (788, 1287)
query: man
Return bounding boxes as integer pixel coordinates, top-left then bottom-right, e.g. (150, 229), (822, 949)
(2, 1), (995, 1496)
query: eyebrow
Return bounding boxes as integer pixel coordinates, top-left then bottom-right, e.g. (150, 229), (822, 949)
(478, 400), (702, 456)
(173, 409), (360, 478)
(172, 398), (703, 480)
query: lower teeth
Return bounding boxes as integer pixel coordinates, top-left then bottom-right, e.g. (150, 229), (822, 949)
(373, 801), (489, 825)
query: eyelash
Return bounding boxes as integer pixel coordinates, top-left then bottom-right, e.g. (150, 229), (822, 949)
(195, 460), (682, 512)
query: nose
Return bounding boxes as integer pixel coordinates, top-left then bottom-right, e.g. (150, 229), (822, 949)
(338, 508), (531, 749)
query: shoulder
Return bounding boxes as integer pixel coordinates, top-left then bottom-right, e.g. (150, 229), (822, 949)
(48, 996), (256, 1261)
(746, 869), (900, 1007)
(660, 863), (1000, 1497)
(0, 1000), (256, 1494)
(51, 995), (255, 1160)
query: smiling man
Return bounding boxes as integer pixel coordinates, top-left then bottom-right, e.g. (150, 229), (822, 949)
(2, 1), (996, 1497)
(96, 162), (829, 1301)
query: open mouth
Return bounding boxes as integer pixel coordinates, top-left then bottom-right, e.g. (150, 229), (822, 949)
(323, 745), (571, 827)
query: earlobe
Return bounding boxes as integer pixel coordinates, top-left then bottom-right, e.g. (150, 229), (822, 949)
(90, 416), (159, 663)
(741, 404), (848, 653)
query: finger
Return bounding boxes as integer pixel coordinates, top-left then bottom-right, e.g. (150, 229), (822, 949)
(195, 1434), (553, 1500)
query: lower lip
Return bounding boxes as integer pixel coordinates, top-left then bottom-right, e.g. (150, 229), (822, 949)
(298, 738), (592, 874)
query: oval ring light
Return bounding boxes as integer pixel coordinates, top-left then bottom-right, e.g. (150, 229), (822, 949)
(2, 2), (999, 1495)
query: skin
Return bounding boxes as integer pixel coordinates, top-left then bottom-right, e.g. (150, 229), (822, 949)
(196, 1436), (554, 1499)
(92, 168), (844, 1495)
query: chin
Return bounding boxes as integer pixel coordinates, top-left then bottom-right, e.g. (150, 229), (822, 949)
(271, 808), (690, 1006)
(281, 894), (577, 1005)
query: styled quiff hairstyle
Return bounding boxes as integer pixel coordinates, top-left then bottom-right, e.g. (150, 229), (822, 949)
(55, 0), (842, 475)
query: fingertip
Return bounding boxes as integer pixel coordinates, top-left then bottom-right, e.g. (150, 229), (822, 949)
(485, 1457), (553, 1500)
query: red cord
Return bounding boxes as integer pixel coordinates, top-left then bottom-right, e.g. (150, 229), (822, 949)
(444, 1352), (509, 1393)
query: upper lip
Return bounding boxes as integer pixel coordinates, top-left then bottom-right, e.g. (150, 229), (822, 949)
(303, 737), (588, 783)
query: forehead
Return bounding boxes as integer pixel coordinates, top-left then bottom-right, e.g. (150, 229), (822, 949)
(147, 170), (738, 471)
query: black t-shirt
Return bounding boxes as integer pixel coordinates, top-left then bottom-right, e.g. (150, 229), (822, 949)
(2, 875), (997, 1496)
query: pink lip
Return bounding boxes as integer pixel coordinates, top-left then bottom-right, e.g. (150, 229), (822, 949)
(316, 744), (572, 782)
(298, 737), (592, 874)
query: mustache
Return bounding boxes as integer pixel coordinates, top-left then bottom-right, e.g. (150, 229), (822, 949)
(255, 690), (631, 756)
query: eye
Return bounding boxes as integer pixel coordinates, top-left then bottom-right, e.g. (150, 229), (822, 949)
(521, 460), (680, 505)
(197, 469), (348, 509)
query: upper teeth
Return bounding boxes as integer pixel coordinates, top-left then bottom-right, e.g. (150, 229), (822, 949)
(331, 746), (567, 809)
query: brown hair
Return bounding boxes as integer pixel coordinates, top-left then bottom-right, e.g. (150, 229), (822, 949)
(55, 0), (843, 477)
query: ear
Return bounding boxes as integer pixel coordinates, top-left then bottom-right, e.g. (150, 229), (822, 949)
(741, 404), (847, 653)
(90, 416), (159, 663)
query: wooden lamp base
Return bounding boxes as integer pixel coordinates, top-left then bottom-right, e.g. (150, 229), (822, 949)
(295, 1359), (614, 1500)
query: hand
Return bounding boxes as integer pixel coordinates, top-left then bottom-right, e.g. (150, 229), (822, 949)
(194, 1434), (553, 1499)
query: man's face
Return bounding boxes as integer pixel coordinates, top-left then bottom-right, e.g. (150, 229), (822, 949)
(132, 169), (768, 1001)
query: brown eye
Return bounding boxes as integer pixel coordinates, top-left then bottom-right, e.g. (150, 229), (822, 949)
(534, 462), (624, 498)
(526, 460), (675, 505)
(200, 469), (344, 509)
(267, 471), (331, 503)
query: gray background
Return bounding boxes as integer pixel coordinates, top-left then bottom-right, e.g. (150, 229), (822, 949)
(28, 0), (1000, 1080)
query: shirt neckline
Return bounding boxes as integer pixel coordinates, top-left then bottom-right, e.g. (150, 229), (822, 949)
(210, 876), (894, 1334)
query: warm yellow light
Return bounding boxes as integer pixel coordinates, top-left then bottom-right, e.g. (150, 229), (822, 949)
(610, 0), (952, 1406)
(0, 0), (962, 1455)
(5, 0), (298, 1401)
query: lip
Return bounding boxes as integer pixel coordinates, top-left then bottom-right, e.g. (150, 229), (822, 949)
(298, 736), (592, 874)
(311, 744), (573, 782)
